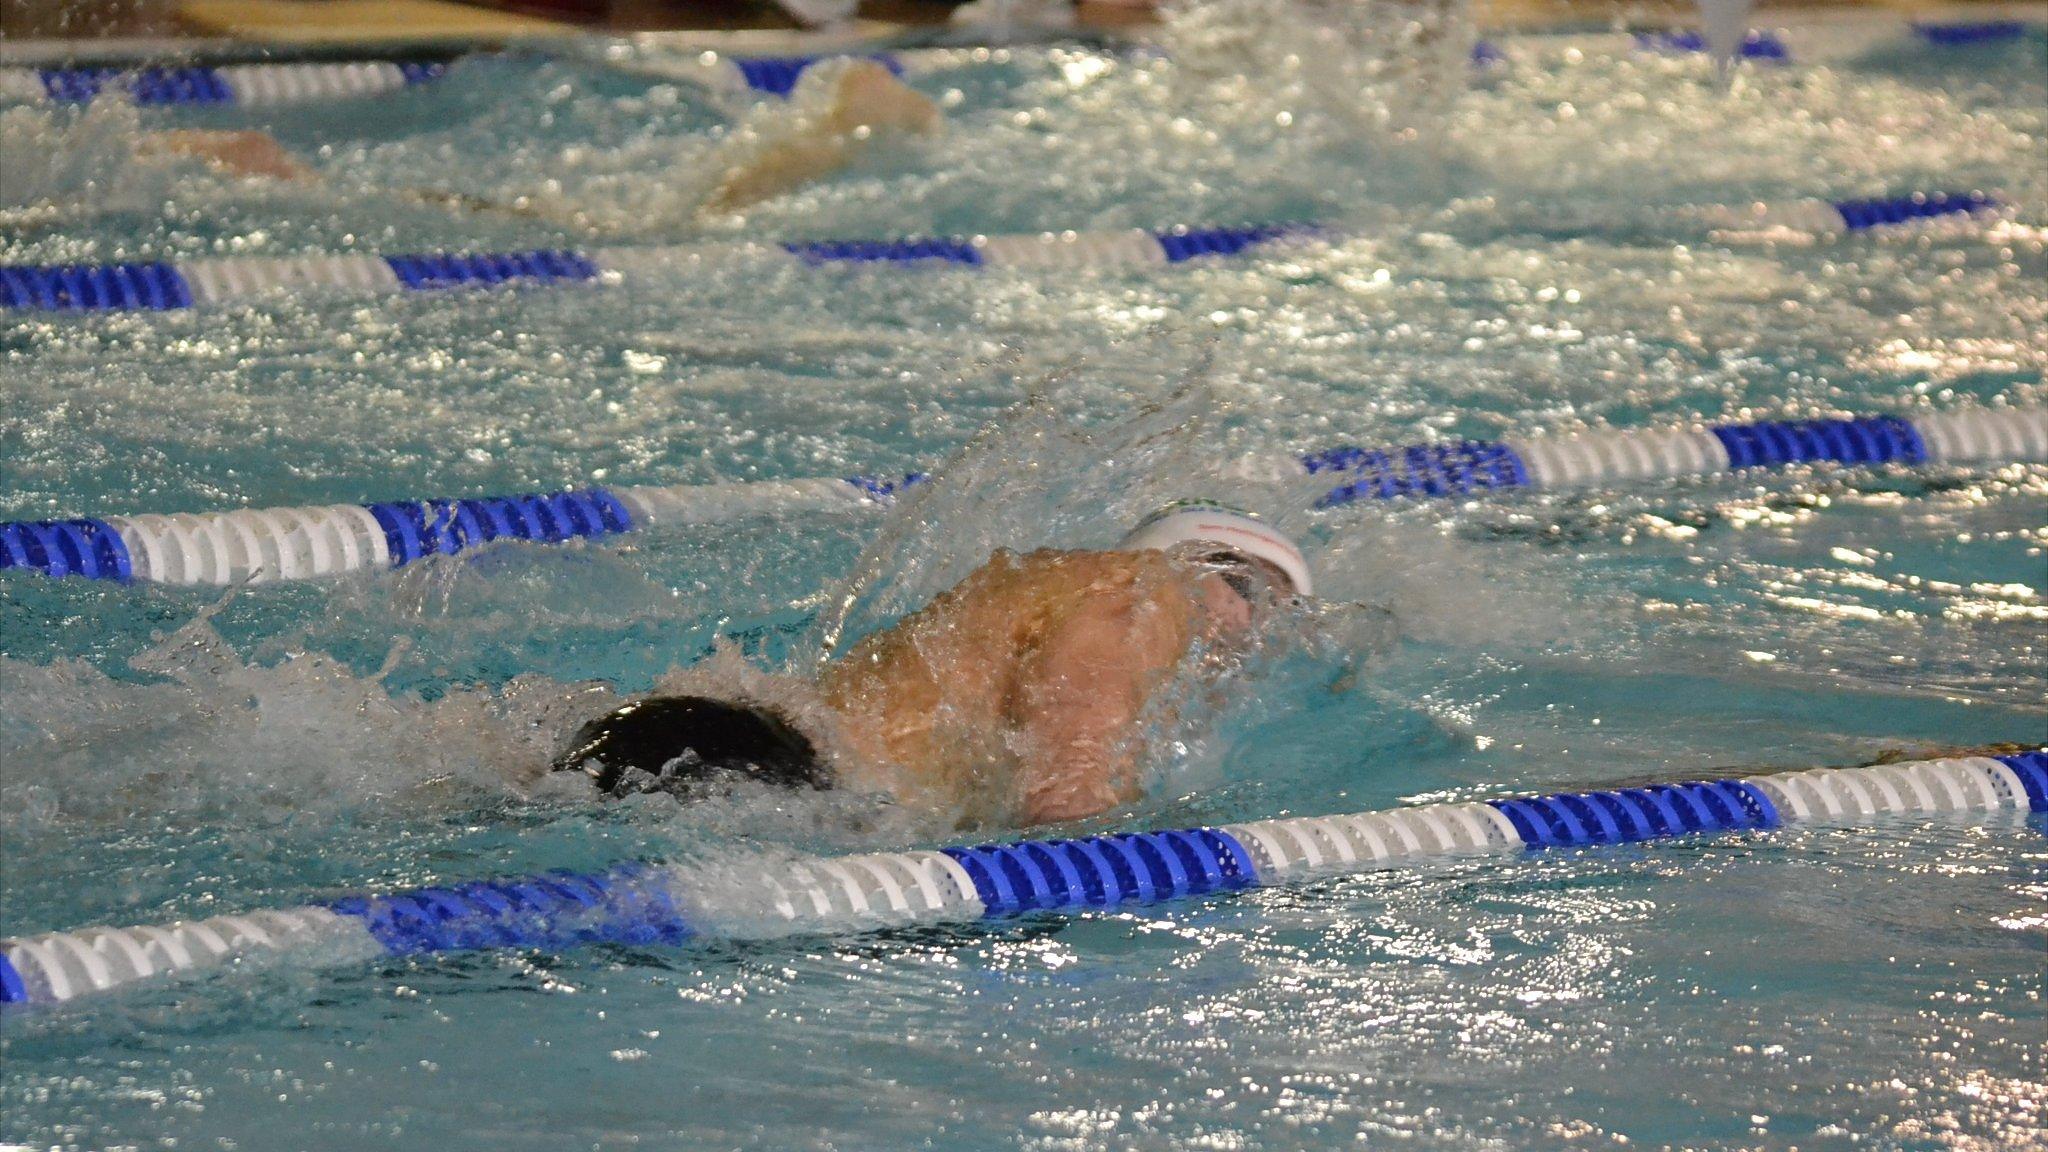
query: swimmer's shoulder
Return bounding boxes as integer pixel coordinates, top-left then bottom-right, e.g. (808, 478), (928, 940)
(1001, 547), (1191, 607)
(931, 548), (1187, 624)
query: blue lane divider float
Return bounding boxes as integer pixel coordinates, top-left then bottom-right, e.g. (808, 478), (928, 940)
(843, 472), (929, 501)
(1305, 441), (1531, 505)
(941, 829), (1257, 916)
(331, 862), (690, 954)
(1489, 779), (1773, 847)
(0, 262), (192, 311)
(1155, 224), (1300, 262)
(784, 237), (983, 265)
(2, 406), (2040, 586)
(364, 488), (634, 566)
(3, 749), (2040, 1007)
(731, 53), (904, 97)
(381, 250), (599, 290)
(1709, 414), (1924, 470)
(1911, 22), (2031, 46)
(1830, 191), (1999, 231)
(40, 65), (230, 104)
(0, 518), (132, 581)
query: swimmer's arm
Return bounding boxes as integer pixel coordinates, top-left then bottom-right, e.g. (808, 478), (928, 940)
(1009, 592), (1184, 825)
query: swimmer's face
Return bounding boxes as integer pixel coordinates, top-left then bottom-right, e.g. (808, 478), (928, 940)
(1181, 548), (1290, 637)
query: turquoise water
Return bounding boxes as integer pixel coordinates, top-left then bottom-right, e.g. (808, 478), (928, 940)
(3, 11), (2046, 1149)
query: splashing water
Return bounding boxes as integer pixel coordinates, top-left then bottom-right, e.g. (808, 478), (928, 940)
(0, 101), (181, 224)
(1163, 0), (1478, 139)
(1696, 0), (1758, 76)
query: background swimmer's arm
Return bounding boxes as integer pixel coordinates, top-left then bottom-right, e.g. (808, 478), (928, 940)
(703, 135), (857, 214)
(704, 59), (940, 214)
(131, 129), (571, 223)
(818, 58), (942, 138)
(1008, 590), (1186, 825)
(140, 130), (313, 181)
(136, 132), (578, 230)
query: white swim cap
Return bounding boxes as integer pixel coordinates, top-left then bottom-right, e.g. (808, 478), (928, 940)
(1118, 501), (1312, 597)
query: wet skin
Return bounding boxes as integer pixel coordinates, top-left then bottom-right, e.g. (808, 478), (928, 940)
(820, 547), (1258, 827)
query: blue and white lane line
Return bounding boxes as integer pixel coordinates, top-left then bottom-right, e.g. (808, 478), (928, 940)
(0, 60), (451, 106)
(1307, 408), (2048, 507)
(0, 191), (2007, 313)
(4, 14), (2036, 110)
(0, 53), (929, 106)
(2, 406), (2041, 586)
(0, 224), (1305, 312)
(3, 750), (2041, 1007)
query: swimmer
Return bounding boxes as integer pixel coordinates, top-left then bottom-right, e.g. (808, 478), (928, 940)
(551, 502), (1312, 829)
(6, 59), (938, 224)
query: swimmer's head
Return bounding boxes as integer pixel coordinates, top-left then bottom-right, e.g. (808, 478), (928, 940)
(1118, 501), (1313, 598)
(551, 695), (830, 799)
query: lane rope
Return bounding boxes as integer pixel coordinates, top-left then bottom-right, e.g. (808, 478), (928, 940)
(0, 52), (948, 106)
(0, 223), (1310, 311)
(3, 749), (2039, 1007)
(9, 13), (2035, 109)
(3, 405), (2039, 586)
(1, 60), (452, 106)
(0, 191), (2005, 313)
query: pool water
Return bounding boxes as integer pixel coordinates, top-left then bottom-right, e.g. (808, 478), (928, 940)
(3, 6), (2045, 1149)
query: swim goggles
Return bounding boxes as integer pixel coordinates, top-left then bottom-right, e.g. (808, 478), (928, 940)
(1117, 500), (1313, 597)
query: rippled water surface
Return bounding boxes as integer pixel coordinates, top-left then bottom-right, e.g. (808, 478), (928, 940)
(2, 7), (2045, 1149)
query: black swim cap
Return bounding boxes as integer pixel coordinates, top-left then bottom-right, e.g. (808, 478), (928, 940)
(550, 695), (829, 798)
